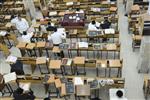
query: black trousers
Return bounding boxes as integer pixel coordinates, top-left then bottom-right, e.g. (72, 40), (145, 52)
(53, 44), (64, 58)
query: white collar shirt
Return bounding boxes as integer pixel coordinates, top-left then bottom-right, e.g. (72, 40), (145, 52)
(21, 32), (33, 43)
(14, 18), (29, 34)
(48, 30), (66, 45)
(88, 22), (100, 31)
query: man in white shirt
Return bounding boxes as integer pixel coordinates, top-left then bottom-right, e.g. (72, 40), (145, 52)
(48, 28), (66, 45)
(48, 28), (66, 58)
(88, 20), (100, 31)
(11, 15), (29, 34)
(21, 31), (33, 43)
(75, 8), (84, 13)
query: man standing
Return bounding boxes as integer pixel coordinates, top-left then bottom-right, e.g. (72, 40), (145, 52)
(48, 28), (66, 58)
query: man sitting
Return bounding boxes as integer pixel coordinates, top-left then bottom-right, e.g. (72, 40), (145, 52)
(88, 20), (100, 31)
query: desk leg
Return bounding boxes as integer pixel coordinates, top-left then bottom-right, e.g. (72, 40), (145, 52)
(38, 65), (42, 74)
(33, 49), (37, 57)
(106, 51), (108, 59)
(38, 48), (43, 56)
(109, 68), (111, 77)
(6, 36), (12, 48)
(44, 84), (49, 94)
(84, 65), (86, 75)
(114, 51), (115, 59)
(93, 50), (95, 58)
(97, 67), (98, 77)
(31, 64), (36, 74)
(46, 49), (49, 57)
(87, 50), (88, 59)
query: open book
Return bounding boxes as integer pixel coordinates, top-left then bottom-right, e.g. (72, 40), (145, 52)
(3, 72), (17, 83)
(74, 77), (84, 85)
(104, 28), (115, 34)
(78, 42), (88, 48)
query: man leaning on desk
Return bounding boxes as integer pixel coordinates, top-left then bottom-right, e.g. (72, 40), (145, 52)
(48, 28), (66, 57)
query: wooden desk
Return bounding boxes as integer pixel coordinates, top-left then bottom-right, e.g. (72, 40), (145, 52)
(55, 78), (62, 88)
(73, 57), (85, 65)
(49, 60), (61, 69)
(16, 42), (27, 49)
(73, 57), (85, 75)
(61, 83), (66, 96)
(36, 41), (46, 56)
(96, 60), (107, 77)
(52, 46), (61, 53)
(26, 43), (36, 49)
(131, 5), (140, 11)
(76, 85), (90, 96)
(36, 41), (46, 48)
(108, 60), (122, 77)
(36, 57), (47, 64)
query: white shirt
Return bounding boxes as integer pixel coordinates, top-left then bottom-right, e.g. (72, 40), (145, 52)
(88, 22), (100, 31)
(48, 29), (66, 45)
(12, 17), (29, 34)
(75, 10), (84, 13)
(21, 32), (33, 43)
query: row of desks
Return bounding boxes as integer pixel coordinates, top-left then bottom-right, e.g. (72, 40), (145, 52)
(16, 74), (124, 97)
(16, 41), (120, 59)
(10, 56), (123, 77)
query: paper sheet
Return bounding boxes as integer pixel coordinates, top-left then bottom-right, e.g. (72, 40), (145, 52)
(3, 72), (17, 83)
(74, 77), (84, 85)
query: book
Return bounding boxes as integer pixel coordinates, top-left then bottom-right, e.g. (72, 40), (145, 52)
(62, 58), (72, 66)
(0, 31), (7, 36)
(3, 72), (17, 83)
(69, 43), (77, 49)
(19, 83), (31, 91)
(66, 82), (74, 94)
(74, 77), (84, 85)
(6, 55), (17, 63)
(49, 11), (57, 16)
(78, 42), (88, 48)
(93, 44), (102, 50)
(104, 28), (115, 34)
(66, 2), (73, 6)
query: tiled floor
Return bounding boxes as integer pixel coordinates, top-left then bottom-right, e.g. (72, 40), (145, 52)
(0, 0), (148, 100)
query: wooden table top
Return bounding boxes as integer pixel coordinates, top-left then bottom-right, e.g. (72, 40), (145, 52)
(73, 57), (85, 64)
(108, 60), (122, 68)
(76, 85), (90, 96)
(52, 46), (61, 53)
(36, 57), (47, 65)
(16, 42), (27, 48)
(36, 41), (46, 48)
(49, 60), (61, 69)
(55, 78), (62, 88)
(96, 60), (107, 68)
(26, 43), (36, 49)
